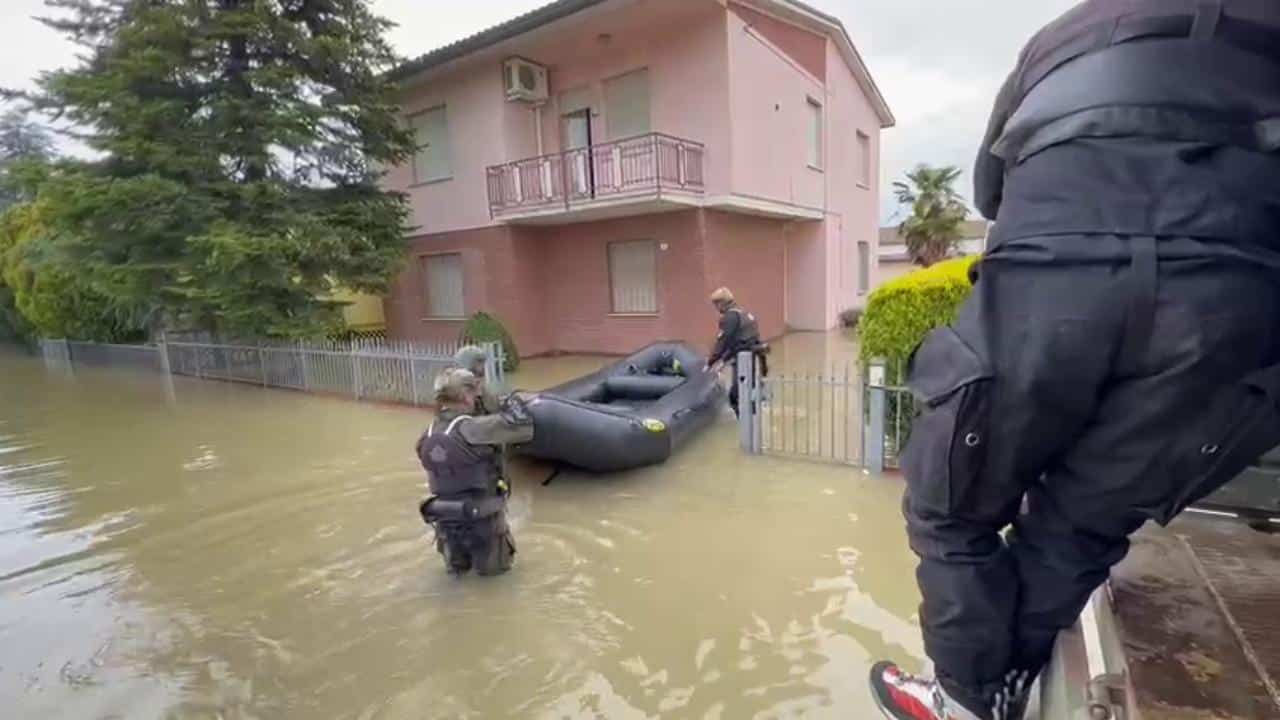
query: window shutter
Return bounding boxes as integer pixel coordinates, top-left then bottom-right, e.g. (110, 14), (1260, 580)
(807, 99), (823, 168)
(425, 254), (464, 318)
(412, 107), (452, 183)
(604, 69), (651, 141)
(609, 240), (657, 314)
(857, 131), (871, 186)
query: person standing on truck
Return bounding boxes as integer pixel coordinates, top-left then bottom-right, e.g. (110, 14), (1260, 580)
(417, 368), (533, 576)
(705, 287), (768, 417)
(869, 2), (1280, 719)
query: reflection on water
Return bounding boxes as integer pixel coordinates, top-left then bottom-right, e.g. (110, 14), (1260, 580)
(0, 334), (922, 719)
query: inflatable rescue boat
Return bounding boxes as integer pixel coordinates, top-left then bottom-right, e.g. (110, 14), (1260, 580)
(515, 342), (725, 472)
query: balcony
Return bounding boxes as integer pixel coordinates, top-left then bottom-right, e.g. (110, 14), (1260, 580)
(486, 132), (705, 224)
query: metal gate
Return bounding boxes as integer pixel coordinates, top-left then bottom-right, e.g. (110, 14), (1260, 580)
(735, 352), (906, 472)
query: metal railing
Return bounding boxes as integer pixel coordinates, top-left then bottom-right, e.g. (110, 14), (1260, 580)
(39, 336), (506, 407)
(486, 132), (705, 217)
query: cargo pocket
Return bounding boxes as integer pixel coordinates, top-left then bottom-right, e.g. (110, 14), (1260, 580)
(1148, 363), (1280, 525)
(901, 327), (995, 516)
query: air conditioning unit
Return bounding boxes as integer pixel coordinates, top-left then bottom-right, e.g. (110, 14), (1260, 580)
(503, 57), (549, 103)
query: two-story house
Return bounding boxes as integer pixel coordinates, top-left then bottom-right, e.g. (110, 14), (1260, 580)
(382, 0), (893, 357)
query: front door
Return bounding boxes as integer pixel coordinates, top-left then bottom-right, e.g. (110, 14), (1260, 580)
(562, 109), (594, 197)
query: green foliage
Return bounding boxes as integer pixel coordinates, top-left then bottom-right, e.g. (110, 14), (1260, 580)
(0, 109), (56, 213)
(0, 202), (144, 342)
(859, 255), (978, 373)
(893, 165), (970, 268)
(460, 312), (519, 372)
(22, 0), (416, 338)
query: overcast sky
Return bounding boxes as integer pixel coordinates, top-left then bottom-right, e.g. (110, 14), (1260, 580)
(0, 0), (1078, 223)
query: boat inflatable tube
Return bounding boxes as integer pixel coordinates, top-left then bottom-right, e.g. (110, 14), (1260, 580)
(515, 342), (725, 472)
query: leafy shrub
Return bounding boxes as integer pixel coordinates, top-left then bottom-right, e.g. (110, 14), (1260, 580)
(460, 311), (519, 371)
(0, 202), (144, 343)
(859, 255), (978, 374)
(859, 256), (978, 462)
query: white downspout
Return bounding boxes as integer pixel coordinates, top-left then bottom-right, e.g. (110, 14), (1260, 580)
(534, 103), (545, 156)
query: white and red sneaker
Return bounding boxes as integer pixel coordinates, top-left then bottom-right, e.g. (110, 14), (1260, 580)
(869, 662), (987, 720)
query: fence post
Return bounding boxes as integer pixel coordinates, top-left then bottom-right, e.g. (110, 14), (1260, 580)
(483, 341), (503, 392)
(410, 356), (420, 406)
(157, 331), (173, 377)
(258, 344), (268, 387)
(157, 331), (177, 404)
(351, 342), (363, 400)
(737, 351), (757, 454)
(298, 341), (310, 391)
(865, 358), (887, 473)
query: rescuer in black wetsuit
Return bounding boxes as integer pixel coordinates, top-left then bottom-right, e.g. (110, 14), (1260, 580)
(705, 287), (768, 417)
(870, 2), (1280, 719)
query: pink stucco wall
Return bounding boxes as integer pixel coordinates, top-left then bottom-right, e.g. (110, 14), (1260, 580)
(726, 6), (826, 213)
(821, 39), (882, 325)
(386, 209), (791, 357)
(702, 211), (787, 343)
(386, 71), (511, 235)
(785, 221), (827, 331)
(534, 1), (732, 196)
(728, 3), (826, 82)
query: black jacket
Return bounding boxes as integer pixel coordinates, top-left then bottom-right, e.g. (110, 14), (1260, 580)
(976, 0), (1280, 254)
(709, 304), (761, 366)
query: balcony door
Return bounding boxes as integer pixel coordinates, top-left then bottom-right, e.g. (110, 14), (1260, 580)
(562, 108), (595, 198)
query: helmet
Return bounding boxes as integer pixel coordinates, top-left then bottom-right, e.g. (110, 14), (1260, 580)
(453, 345), (488, 376)
(710, 287), (734, 304)
(434, 367), (480, 403)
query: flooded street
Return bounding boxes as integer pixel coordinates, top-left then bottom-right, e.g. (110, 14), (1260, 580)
(1, 333), (924, 719)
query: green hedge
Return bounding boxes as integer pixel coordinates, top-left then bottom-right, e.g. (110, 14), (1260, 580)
(460, 311), (519, 372)
(859, 255), (978, 377)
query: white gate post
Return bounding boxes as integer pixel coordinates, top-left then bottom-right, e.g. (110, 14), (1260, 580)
(737, 351), (758, 454)
(351, 342), (363, 399)
(865, 359), (887, 473)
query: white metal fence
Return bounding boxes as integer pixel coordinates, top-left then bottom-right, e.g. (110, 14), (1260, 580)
(39, 336), (505, 407)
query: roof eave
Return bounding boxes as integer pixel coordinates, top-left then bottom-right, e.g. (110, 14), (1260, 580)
(387, 0), (612, 85)
(750, 0), (895, 128)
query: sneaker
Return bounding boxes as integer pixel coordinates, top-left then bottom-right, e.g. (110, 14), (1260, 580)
(992, 669), (1032, 720)
(869, 662), (986, 720)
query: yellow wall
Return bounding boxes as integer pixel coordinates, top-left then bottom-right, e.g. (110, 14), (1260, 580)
(332, 289), (386, 330)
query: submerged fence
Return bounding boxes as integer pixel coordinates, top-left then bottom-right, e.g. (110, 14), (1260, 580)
(40, 336), (505, 408)
(735, 352), (915, 472)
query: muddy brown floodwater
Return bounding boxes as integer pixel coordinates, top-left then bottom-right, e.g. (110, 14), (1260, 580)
(1, 331), (924, 719)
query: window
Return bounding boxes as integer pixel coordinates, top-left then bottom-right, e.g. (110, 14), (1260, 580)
(604, 69), (651, 141)
(857, 241), (870, 295)
(608, 240), (658, 314)
(410, 106), (452, 184)
(857, 131), (871, 187)
(423, 253), (464, 318)
(807, 98), (823, 169)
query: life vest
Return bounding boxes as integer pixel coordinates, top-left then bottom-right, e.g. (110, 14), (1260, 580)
(416, 410), (501, 498)
(725, 306), (761, 353)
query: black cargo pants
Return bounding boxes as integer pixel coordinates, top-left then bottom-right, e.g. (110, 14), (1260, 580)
(435, 509), (516, 576)
(902, 237), (1280, 708)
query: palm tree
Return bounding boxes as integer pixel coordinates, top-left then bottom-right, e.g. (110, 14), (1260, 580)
(892, 165), (969, 267)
